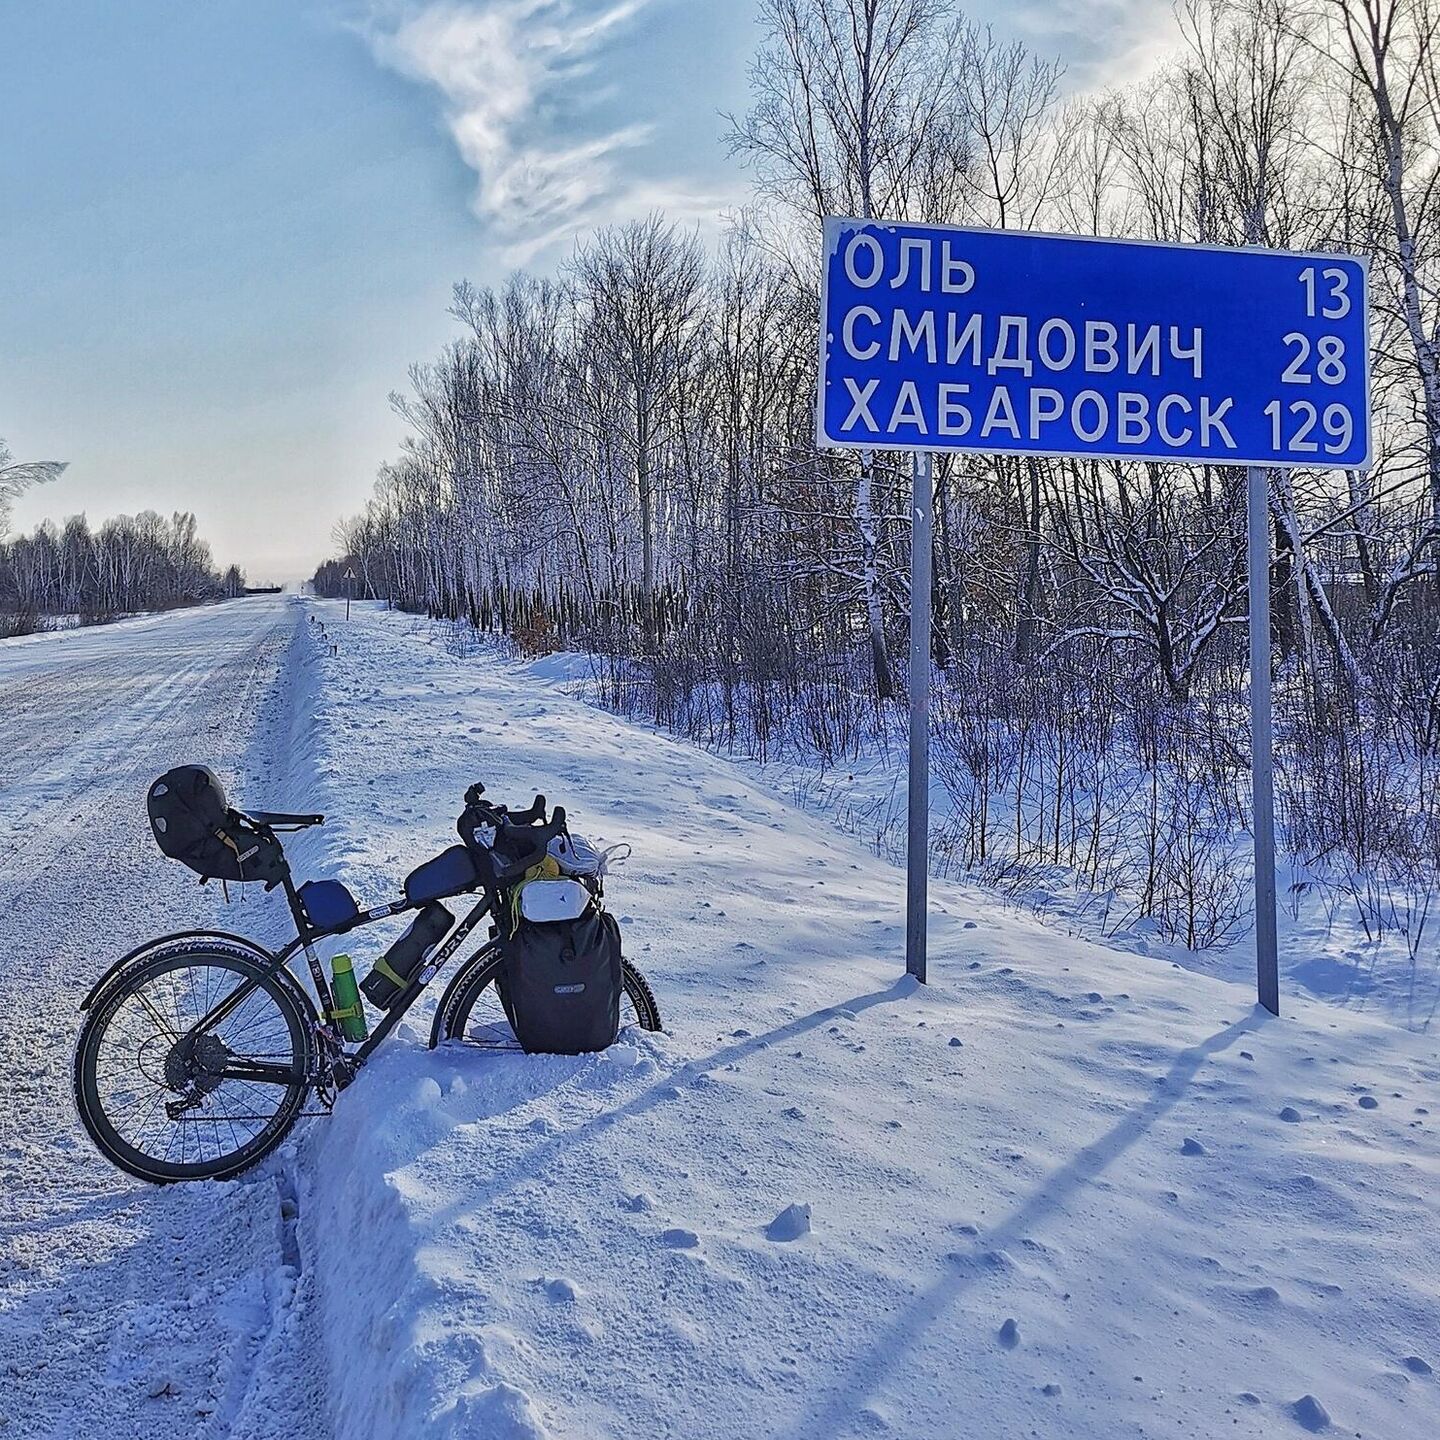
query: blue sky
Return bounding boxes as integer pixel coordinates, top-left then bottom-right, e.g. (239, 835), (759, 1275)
(0, 1), (1173, 582)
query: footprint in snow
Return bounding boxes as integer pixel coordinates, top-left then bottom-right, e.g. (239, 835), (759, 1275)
(1181, 1137), (1207, 1157)
(541, 1276), (581, 1303)
(660, 1227), (700, 1249)
(621, 1191), (654, 1213)
(1279, 1107), (1303, 1123)
(1357, 1095), (1379, 1110)
(1402, 1355), (1432, 1375)
(448, 1381), (548, 1439)
(998, 1318), (1020, 1349)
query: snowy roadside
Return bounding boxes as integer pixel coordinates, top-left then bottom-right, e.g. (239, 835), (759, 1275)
(513, 643), (1440, 1035)
(289, 599), (1439, 1440)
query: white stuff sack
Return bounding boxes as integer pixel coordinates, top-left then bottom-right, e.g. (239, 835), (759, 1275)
(517, 877), (592, 924)
(547, 831), (603, 877)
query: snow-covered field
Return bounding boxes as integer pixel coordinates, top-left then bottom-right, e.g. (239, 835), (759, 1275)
(5, 597), (1439, 1438)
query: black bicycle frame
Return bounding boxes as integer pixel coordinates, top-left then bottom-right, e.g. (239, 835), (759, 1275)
(187, 858), (498, 1084)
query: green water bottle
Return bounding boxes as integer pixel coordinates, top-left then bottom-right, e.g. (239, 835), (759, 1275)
(329, 954), (368, 1043)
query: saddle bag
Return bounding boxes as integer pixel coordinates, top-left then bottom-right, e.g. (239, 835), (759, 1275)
(499, 880), (622, 1055)
(147, 766), (287, 888)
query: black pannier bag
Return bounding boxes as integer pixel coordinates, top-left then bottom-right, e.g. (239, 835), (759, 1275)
(361, 901), (453, 1010)
(147, 766), (287, 888)
(499, 881), (622, 1055)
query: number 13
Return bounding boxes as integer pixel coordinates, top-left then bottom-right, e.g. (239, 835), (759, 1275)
(1300, 266), (1351, 319)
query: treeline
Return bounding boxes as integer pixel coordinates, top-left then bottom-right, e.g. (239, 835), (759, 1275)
(316, 0), (1440, 952)
(0, 511), (242, 633)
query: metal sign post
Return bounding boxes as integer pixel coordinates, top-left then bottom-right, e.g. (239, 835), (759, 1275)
(907, 451), (933, 982)
(1247, 465), (1280, 1015)
(814, 217), (1369, 1007)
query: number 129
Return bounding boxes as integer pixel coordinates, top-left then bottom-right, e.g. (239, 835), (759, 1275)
(1265, 399), (1353, 455)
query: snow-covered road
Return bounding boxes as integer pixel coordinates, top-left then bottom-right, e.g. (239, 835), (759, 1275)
(5, 598), (1439, 1439)
(0, 598), (329, 1439)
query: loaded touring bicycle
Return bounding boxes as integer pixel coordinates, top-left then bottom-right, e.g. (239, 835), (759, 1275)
(73, 768), (661, 1184)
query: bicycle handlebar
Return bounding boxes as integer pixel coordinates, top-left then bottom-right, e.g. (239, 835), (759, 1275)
(458, 783), (567, 884)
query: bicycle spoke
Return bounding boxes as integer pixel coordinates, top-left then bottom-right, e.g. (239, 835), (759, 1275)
(134, 990), (179, 1042)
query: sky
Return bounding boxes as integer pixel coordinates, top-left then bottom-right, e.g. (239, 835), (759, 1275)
(0, 0), (1176, 584)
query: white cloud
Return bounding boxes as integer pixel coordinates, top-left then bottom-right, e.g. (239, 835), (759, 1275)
(1005, 0), (1181, 93)
(362, 0), (730, 263)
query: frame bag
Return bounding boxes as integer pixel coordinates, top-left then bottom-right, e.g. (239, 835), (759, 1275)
(147, 766), (286, 888)
(500, 882), (622, 1055)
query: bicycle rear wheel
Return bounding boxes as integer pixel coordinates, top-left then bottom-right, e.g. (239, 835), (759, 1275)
(74, 947), (314, 1184)
(431, 942), (662, 1049)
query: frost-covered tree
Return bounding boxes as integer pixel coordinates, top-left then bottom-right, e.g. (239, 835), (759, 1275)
(0, 436), (67, 540)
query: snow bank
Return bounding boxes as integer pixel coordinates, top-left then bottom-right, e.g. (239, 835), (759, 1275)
(293, 600), (1440, 1439)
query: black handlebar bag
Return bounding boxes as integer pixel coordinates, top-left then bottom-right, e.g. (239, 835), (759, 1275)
(499, 879), (622, 1055)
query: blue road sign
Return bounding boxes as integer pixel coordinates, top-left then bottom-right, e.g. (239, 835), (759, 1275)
(816, 218), (1370, 468)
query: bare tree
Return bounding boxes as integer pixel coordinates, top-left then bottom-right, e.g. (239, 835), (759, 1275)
(571, 217), (707, 639)
(0, 437), (67, 540)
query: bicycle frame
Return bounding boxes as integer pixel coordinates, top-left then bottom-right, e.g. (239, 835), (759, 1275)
(188, 859), (500, 1087)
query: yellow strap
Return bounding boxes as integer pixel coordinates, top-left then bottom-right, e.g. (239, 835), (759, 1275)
(371, 955), (408, 988)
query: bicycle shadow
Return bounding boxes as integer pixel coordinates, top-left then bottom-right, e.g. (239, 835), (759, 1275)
(424, 974), (923, 1230)
(779, 1005), (1271, 1440)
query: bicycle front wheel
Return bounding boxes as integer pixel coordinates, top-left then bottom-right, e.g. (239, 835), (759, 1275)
(74, 947), (314, 1184)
